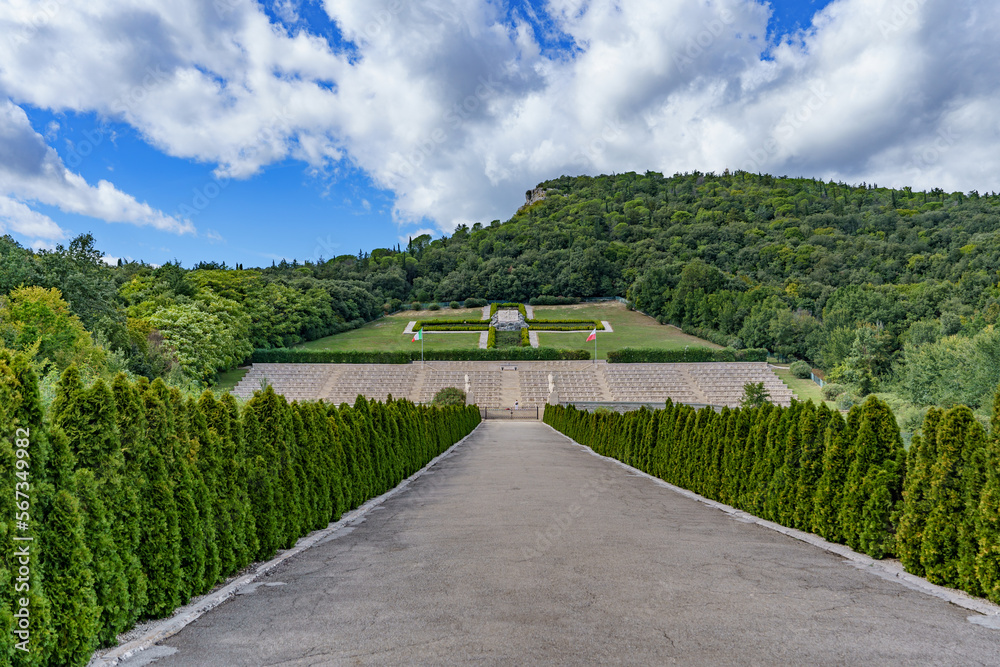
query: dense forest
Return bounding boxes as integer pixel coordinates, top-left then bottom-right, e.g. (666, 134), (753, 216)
(2, 170), (999, 425)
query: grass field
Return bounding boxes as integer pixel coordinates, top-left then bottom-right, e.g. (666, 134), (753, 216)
(214, 367), (248, 392)
(295, 308), (483, 352)
(533, 302), (721, 359)
(295, 301), (719, 358)
(771, 366), (837, 409)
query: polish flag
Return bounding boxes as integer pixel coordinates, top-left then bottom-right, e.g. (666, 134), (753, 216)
(586, 328), (597, 342)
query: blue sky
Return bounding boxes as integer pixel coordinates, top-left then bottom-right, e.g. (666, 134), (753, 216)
(2, 0), (996, 268)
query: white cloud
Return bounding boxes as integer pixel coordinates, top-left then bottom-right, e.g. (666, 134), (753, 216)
(0, 0), (998, 242)
(0, 195), (66, 239)
(0, 100), (194, 237)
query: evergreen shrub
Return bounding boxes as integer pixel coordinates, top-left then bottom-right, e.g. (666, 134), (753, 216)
(790, 360), (812, 379)
(822, 383), (846, 400)
(0, 361), (481, 665)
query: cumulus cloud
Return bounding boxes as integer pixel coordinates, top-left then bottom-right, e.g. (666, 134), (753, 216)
(0, 0), (998, 242)
(0, 100), (194, 238)
(0, 195), (66, 240)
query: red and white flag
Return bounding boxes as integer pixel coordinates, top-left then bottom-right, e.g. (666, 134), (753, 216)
(586, 328), (597, 342)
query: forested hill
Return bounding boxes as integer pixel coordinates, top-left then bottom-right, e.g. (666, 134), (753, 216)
(2, 170), (1000, 420)
(330, 169), (1000, 417)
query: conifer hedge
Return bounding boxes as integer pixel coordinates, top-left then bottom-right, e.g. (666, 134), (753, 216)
(606, 347), (769, 363)
(0, 352), (479, 666)
(544, 389), (1000, 604)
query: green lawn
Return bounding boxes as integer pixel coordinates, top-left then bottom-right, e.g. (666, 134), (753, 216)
(771, 366), (837, 409)
(214, 367), (248, 393)
(296, 308), (483, 352)
(533, 301), (721, 359)
(295, 302), (720, 358)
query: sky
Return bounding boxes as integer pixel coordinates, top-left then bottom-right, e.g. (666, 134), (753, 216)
(1, 0), (998, 268)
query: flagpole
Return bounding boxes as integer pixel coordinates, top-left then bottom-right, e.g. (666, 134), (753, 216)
(594, 329), (597, 364)
(421, 328), (424, 364)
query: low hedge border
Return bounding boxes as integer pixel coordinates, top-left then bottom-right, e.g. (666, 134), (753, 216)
(527, 319), (603, 331)
(250, 347), (589, 363)
(607, 347), (769, 363)
(419, 322), (490, 332)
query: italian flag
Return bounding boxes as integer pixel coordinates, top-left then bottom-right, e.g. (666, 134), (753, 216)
(586, 328), (597, 342)
(412, 328), (423, 342)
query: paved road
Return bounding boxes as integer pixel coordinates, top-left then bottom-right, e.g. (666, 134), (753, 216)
(131, 422), (1000, 666)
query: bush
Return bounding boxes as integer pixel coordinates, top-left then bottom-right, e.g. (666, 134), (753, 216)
(464, 298), (487, 308)
(427, 303), (441, 311)
(449, 301), (461, 310)
(822, 383), (846, 400)
(410, 301), (421, 310)
(607, 347), (768, 363)
(835, 393), (856, 410)
(431, 387), (466, 407)
(790, 360), (812, 379)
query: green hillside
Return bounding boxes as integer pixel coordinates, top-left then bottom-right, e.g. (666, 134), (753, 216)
(2, 170), (999, 424)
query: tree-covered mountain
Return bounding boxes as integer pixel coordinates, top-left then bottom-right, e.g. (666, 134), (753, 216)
(2, 170), (999, 421)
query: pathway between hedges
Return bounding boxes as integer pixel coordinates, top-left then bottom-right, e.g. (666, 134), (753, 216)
(125, 422), (1000, 666)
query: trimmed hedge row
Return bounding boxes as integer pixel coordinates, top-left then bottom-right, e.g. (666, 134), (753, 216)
(0, 351), (480, 666)
(253, 347), (591, 362)
(544, 390), (1000, 604)
(420, 323), (490, 332)
(490, 302), (527, 319)
(415, 319), (489, 330)
(607, 347), (768, 363)
(527, 320), (602, 331)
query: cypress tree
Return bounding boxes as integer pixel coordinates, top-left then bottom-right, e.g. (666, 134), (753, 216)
(0, 353), (51, 664)
(291, 405), (319, 532)
(324, 404), (348, 519)
(725, 407), (752, 506)
(738, 404), (773, 511)
(855, 397), (905, 558)
(110, 374), (149, 624)
(51, 373), (135, 643)
(252, 388), (301, 548)
(43, 489), (100, 666)
(174, 457), (207, 602)
(242, 402), (278, 560)
(812, 411), (848, 542)
(896, 408), (943, 575)
(766, 402), (804, 526)
(190, 394), (222, 593)
(975, 387), (1000, 602)
(210, 393), (256, 573)
(73, 469), (130, 645)
(793, 402), (824, 530)
(139, 391), (182, 617)
(958, 419), (988, 596)
(921, 406), (979, 586)
(330, 408), (358, 509)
